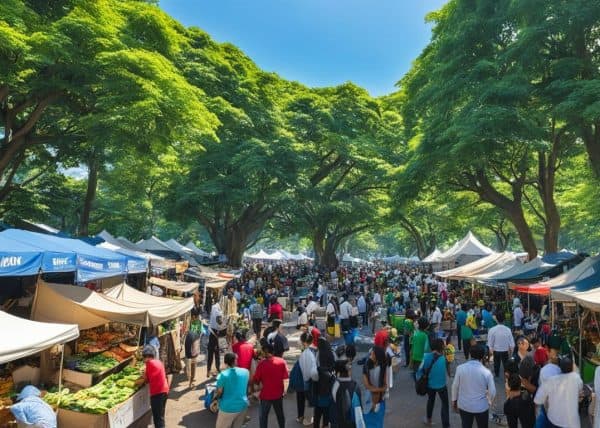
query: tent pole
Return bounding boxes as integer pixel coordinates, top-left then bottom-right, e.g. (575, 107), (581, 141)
(56, 344), (65, 411)
(578, 303), (582, 369)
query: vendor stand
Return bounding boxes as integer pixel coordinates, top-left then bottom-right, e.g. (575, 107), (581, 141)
(30, 281), (192, 427)
(0, 311), (79, 427)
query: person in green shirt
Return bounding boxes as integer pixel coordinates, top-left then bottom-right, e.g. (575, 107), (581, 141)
(410, 317), (431, 372)
(460, 321), (474, 360)
(403, 313), (415, 367)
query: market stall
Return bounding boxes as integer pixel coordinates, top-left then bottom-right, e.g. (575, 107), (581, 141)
(30, 282), (164, 427)
(0, 311), (79, 426)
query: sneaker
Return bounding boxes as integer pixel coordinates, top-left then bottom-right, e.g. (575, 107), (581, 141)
(296, 417), (304, 424)
(303, 417), (313, 426)
(423, 416), (434, 426)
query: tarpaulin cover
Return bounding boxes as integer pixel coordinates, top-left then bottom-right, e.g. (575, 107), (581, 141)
(0, 234), (76, 277)
(148, 277), (199, 293)
(2, 229), (127, 282)
(436, 252), (515, 280)
(490, 257), (556, 282)
(97, 242), (148, 274)
(0, 310), (79, 364)
(103, 283), (193, 325)
(32, 281), (150, 328)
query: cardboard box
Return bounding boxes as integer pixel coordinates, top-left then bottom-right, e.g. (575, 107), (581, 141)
(11, 365), (40, 386)
(62, 368), (93, 388)
(57, 385), (150, 428)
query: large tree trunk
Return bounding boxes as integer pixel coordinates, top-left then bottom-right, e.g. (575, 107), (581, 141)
(536, 125), (562, 253)
(397, 214), (427, 259)
(199, 205), (273, 268)
(467, 169), (538, 259)
(79, 156), (100, 236)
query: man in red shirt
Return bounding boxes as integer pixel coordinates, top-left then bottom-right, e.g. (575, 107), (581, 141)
(232, 331), (255, 371)
(252, 342), (288, 428)
(309, 321), (321, 347)
(140, 345), (169, 428)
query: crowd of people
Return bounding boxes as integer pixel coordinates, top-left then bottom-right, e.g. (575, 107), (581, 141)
(158, 261), (596, 428)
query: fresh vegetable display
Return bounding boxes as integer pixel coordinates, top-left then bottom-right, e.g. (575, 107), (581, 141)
(66, 354), (119, 374)
(44, 365), (143, 414)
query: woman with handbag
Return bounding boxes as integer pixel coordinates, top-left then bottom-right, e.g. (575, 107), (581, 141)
(416, 338), (449, 428)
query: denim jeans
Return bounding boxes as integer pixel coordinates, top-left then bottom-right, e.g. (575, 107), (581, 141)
(150, 393), (167, 428)
(259, 398), (285, 428)
(427, 386), (449, 428)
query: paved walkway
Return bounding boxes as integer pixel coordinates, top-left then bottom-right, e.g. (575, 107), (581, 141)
(158, 326), (592, 427)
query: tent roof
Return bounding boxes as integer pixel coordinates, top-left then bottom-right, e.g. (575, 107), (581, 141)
(136, 236), (177, 253)
(32, 281), (150, 328)
(103, 283), (194, 325)
(422, 249), (442, 263)
(437, 231), (495, 262)
(149, 277), (199, 294)
(549, 256), (600, 302)
(468, 255), (522, 281)
(436, 252), (516, 280)
(487, 257), (555, 282)
(185, 241), (211, 257)
(0, 311), (79, 364)
(0, 234), (77, 277)
(246, 249), (280, 260)
(542, 251), (578, 265)
(164, 239), (194, 254)
(2, 229), (127, 282)
(96, 242), (148, 274)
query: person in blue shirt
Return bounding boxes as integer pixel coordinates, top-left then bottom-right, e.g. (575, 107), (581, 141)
(214, 352), (250, 428)
(417, 338), (450, 428)
(481, 304), (497, 329)
(455, 306), (467, 352)
(11, 385), (56, 428)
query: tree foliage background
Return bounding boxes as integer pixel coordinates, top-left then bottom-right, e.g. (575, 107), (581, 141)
(1, 0), (599, 267)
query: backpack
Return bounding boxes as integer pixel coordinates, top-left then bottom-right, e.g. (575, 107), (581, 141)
(288, 360), (305, 393)
(335, 379), (364, 428)
(250, 303), (263, 320)
(415, 354), (440, 396)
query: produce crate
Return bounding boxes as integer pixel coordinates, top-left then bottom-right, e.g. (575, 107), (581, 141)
(63, 357), (134, 388)
(57, 384), (150, 428)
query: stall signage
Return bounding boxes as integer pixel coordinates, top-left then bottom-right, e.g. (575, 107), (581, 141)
(108, 385), (150, 428)
(52, 257), (71, 267)
(0, 256), (22, 267)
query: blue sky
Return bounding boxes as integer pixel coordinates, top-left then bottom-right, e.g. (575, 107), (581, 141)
(159, 1), (447, 96)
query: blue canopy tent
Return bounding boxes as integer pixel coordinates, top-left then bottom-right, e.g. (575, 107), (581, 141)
(1, 229), (128, 282)
(0, 234), (77, 277)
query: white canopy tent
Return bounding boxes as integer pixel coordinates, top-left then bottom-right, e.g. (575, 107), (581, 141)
(437, 231), (495, 263)
(436, 252), (516, 280)
(97, 230), (164, 261)
(484, 257), (549, 283)
(103, 283), (194, 324)
(185, 241), (211, 257)
(164, 239), (195, 255)
(422, 249), (442, 263)
(0, 311), (79, 364)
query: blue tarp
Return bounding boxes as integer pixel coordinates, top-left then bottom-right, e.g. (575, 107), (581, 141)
(542, 251), (577, 265)
(0, 235), (77, 277)
(1, 229), (128, 282)
(503, 264), (558, 281)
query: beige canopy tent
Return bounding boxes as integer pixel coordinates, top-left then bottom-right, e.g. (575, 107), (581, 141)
(103, 283), (193, 325)
(0, 310), (79, 364)
(149, 277), (199, 294)
(32, 281), (151, 329)
(436, 252), (517, 280)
